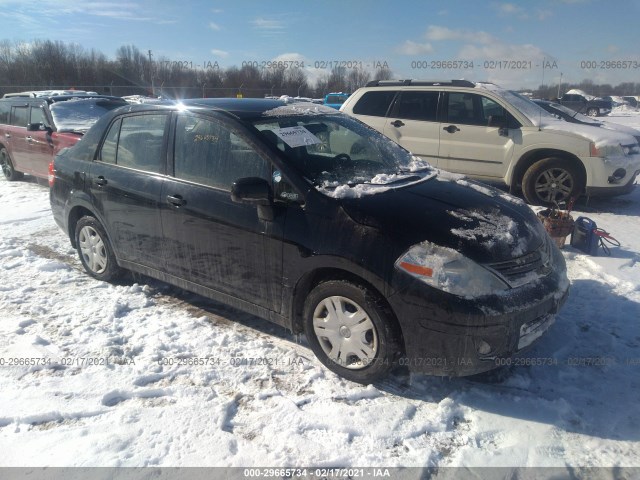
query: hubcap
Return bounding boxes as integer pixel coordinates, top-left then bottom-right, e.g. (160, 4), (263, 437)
(78, 226), (108, 274)
(534, 168), (574, 203)
(312, 295), (378, 370)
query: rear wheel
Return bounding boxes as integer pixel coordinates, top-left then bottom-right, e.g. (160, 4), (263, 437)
(522, 157), (583, 206)
(75, 216), (122, 281)
(303, 280), (400, 384)
(586, 107), (599, 117)
(0, 147), (23, 181)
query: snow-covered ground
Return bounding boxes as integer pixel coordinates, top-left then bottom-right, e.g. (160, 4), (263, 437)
(0, 111), (639, 473)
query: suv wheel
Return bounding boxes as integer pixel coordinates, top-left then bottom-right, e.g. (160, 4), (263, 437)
(75, 216), (122, 281)
(586, 107), (599, 117)
(0, 147), (24, 181)
(522, 157), (582, 206)
(303, 280), (400, 384)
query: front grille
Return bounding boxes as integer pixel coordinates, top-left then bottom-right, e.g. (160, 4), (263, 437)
(485, 240), (552, 288)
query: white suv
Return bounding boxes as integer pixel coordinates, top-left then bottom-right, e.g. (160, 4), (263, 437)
(341, 80), (640, 205)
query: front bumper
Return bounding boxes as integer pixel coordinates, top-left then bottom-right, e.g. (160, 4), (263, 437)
(387, 246), (570, 376)
(586, 169), (638, 197)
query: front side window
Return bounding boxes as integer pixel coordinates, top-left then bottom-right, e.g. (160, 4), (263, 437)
(352, 91), (396, 117)
(98, 114), (166, 172)
(446, 93), (508, 127)
(30, 105), (47, 126)
(174, 114), (270, 190)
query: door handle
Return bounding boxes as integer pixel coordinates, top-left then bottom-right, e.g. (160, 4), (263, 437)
(26, 136), (33, 143)
(443, 125), (460, 134)
(166, 194), (186, 207)
(391, 120), (405, 128)
(4, 134), (10, 139)
(94, 176), (107, 186)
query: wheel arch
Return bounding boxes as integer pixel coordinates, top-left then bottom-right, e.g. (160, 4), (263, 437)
(289, 267), (405, 354)
(511, 149), (587, 193)
(67, 205), (101, 248)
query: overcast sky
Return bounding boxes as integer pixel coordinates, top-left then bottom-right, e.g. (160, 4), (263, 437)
(0, 0), (638, 89)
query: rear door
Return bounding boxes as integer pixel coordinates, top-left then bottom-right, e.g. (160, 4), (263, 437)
(7, 104), (30, 172)
(382, 90), (442, 166)
(160, 112), (283, 311)
(437, 91), (516, 178)
(89, 112), (168, 268)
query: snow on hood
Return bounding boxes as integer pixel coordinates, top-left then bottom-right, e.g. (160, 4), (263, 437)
(539, 117), (638, 147)
(448, 207), (529, 256)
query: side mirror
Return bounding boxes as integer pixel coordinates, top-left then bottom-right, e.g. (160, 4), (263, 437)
(487, 115), (506, 128)
(27, 122), (50, 132)
(231, 177), (272, 206)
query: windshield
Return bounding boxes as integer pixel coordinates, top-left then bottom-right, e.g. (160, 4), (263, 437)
(495, 89), (559, 126)
(251, 113), (433, 195)
(50, 99), (127, 133)
(549, 102), (600, 123)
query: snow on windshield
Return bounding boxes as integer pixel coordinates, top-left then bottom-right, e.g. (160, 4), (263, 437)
(483, 85), (638, 145)
(479, 83), (557, 127)
(253, 115), (435, 198)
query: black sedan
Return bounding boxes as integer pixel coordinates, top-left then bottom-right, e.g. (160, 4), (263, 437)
(50, 99), (569, 383)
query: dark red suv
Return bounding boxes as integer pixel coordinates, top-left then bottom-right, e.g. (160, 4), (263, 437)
(0, 93), (127, 181)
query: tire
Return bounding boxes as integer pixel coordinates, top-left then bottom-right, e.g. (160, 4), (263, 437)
(0, 147), (24, 181)
(586, 107), (599, 117)
(303, 280), (400, 384)
(522, 157), (583, 206)
(75, 216), (122, 281)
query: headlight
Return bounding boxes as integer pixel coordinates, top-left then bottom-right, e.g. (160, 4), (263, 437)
(590, 142), (625, 157)
(395, 242), (509, 298)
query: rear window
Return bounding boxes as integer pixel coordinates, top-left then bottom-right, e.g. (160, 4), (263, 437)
(50, 99), (127, 133)
(394, 91), (439, 122)
(352, 91), (396, 117)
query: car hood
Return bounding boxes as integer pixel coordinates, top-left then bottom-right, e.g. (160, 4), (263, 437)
(538, 117), (637, 146)
(339, 173), (547, 264)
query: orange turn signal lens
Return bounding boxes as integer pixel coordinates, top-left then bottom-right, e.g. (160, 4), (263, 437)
(399, 261), (433, 278)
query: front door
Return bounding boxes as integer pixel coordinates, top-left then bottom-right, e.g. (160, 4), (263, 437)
(437, 92), (515, 179)
(160, 113), (283, 311)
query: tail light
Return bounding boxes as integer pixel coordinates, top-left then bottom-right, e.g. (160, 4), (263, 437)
(48, 160), (55, 187)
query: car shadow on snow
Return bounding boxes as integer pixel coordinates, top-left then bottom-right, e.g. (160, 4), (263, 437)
(377, 277), (640, 442)
(124, 271), (640, 442)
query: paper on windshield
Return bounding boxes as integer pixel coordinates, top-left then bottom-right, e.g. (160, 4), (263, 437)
(272, 126), (322, 148)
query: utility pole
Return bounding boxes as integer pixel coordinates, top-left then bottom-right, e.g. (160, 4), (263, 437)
(148, 49), (155, 97)
(557, 72), (563, 99)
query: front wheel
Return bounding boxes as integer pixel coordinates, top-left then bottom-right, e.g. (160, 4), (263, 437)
(586, 107), (599, 117)
(303, 280), (400, 384)
(522, 157), (583, 206)
(0, 147), (23, 181)
(75, 216), (122, 281)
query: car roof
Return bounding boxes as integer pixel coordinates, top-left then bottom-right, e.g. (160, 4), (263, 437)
(364, 79), (476, 88)
(0, 94), (124, 104)
(176, 98), (340, 119)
